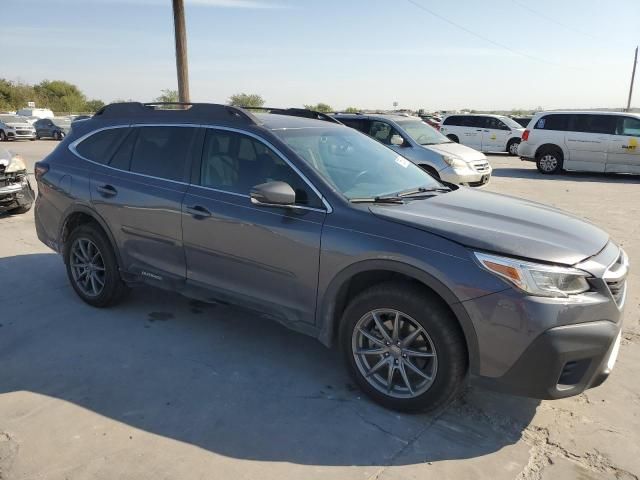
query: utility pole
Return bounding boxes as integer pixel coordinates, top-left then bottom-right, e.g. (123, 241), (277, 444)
(172, 0), (190, 103)
(626, 46), (638, 112)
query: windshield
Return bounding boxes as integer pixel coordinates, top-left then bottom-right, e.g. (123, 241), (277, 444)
(53, 117), (72, 126)
(275, 127), (441, 200)
(396, 120), (450, 145)
(498, 116), (524, 129)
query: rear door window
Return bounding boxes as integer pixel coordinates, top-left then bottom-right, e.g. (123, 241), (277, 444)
(570, 115), (616, 134)
(75, 127), (129, 164)
(129, 126), (197, 181)
(535, 114), (569, 131)
(340, 118), (369, 133)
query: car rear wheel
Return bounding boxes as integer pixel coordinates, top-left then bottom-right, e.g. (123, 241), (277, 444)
(446, 134), (459, 143)
(54, 131), (62, 141)
(340, 282), (467, 413)
(536, 148), (563, 174)
(507, 138), (521, 156)
(0, 131), (6, 142)
(64, 224), (128, 307)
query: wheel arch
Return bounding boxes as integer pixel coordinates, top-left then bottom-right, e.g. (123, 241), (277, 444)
(59, 205), (122, 268)
(317, 259), (480, 373)
(534, 143), (565, 160)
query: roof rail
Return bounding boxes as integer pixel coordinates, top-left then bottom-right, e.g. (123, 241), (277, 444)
(94, 102), (260, 125)
(332, 111), (364, 116)
(241, 106), (343, 125)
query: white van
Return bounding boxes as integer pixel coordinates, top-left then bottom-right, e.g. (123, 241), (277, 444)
(518, 111), (640, 175)
(440, 114), (525, 155)
(15, 108), (54, 119)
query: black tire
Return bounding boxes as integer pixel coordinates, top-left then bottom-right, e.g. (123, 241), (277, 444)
(54, 131), (61, 141)
(446, 134), (459, 143)
(535, 147), (563, 174)
(0, 131), (6, 142)
(339, 282), (467, 413)
(64, 223), (128, 307)
(507, 138), (520, 156)
(35, 133), (41, 140)
(7, 204), (32, 215)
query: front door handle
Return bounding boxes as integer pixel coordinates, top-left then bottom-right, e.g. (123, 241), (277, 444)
(96, 184), (117, 197)
(186, 205), (212, 218)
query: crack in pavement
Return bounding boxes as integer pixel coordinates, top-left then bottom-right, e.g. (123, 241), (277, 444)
(517, 426), (639, 480)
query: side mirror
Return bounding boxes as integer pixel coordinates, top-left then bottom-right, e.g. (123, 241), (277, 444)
(390, 134), (405, 146)
(250, 181), (296, 207)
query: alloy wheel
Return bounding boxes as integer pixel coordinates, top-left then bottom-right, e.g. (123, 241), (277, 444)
(352, 309), (438, 399)
(70, 238), (106, 297)
(509, 142), (520, 155)
(539, 154), (558, 172)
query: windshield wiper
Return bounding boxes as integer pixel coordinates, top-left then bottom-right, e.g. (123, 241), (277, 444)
(350, 195), (404, 204)
(396, 186), (450, 198)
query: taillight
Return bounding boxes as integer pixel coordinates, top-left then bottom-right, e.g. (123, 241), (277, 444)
(34, 161), (49, 181)
(522, 130), (530, 141)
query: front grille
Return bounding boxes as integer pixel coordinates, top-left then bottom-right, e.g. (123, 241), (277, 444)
(471, 161), (490, 173)
(604, 250), (628, 308)
(16, 130), (32, 135)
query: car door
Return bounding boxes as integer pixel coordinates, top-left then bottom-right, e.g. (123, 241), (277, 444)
(182, 127), (327, 325)
(606, 116), (640, 174)
(457, 116), (482, 150)
(564, 114), (614, 172)
(88, 125), (198, 286)
(43, 120), (55, 137)
(482, 117), (511, 152)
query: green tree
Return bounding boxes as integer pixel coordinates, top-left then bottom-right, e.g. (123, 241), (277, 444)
(228, 93), (265, 108)
(34, 80), (87, 112)
(85, 99), (105, 112)
(344, 106), (360, 113)
(154, 89), (179, 103)
(304, 102), (333, 113)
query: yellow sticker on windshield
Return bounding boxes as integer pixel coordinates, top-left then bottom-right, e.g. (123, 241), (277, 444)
(395, 156), (410, 168)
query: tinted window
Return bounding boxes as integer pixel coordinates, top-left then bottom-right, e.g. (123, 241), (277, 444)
(617, 116), (640, 136)
(570, 115), (616, 134)
(200, 129), (322, 208)
(340, 118), (369, 133)
(109, 129), (137, 170)
(461, 116), (483, 127)
(485, 117), (509, 130)
(75, 128), (129, 164)
(535, 114), (569, 131)
(442, 116), (460, 126)
(368, 121), (402, 145)
(129, 126), (196, 181)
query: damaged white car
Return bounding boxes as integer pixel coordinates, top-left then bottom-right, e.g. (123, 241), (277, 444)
(0, 147), (34, 215)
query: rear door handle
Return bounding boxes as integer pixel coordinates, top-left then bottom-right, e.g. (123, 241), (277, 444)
(186, 205), (212, 218)
(96, 184), (117, 197)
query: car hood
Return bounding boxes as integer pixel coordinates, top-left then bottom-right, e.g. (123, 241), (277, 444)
(5, 122), (33, 128)
(369, 188), (609, 265)
(423, 142), (486, 162)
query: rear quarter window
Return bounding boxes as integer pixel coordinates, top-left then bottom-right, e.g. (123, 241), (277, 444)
(75, 127), (129, 164)
(535, 114), (570, 131)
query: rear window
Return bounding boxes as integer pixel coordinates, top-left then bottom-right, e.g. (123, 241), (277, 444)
(75, 128), (129, 164)
(535, 114), (570, 131)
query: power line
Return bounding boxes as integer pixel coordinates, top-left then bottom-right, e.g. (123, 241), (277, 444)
(510, 0), (600, 40)
(404, 0), (565, 67)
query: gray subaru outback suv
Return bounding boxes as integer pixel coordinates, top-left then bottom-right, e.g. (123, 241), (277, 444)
(34, 102), (628, 412)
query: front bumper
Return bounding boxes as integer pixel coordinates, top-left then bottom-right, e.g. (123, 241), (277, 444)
(0, 176), (35, 212)
(439, 164), (492, 187)
(6, 130), (36, 140)
(474, 320), (621, 399)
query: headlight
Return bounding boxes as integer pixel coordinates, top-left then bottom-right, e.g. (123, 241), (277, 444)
(442, 155), (468, 169)
(474, 252), (590, 298)
(5, 156), (27, 173)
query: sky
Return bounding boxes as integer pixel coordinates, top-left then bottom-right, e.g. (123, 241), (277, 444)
(3, 0), (639, 111)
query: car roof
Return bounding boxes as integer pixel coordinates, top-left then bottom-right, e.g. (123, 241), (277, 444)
(333, 113), (422, 123)
(255, 113), (345, 130)
(532, 111), (640, 117)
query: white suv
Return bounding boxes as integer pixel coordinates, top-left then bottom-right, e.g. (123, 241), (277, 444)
(440, 114), (525, 155)
(518, 111), (640, 175)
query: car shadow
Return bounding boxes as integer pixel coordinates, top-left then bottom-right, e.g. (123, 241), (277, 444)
(0, 253), (539, 467)
(492, 166), (640, 184)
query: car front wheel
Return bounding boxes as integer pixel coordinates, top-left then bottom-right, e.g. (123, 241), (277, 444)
(507, 139), (520, 156)
(340, 282), (467, 413)
(536, 148), (563, 174)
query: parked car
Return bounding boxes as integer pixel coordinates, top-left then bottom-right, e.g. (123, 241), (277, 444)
(0, 115), (37, 141)
(0, 147), (35, 214)
(518, 111), (640, 175)
(34, 117), (72, 140)
(440, 114), (525, 155)
(16, 107), (54, 119)
(511, 117), (533, 128)
(35, 102), (627, 412)
(420, 115), (442, 129)
(334, 113), (492, 186)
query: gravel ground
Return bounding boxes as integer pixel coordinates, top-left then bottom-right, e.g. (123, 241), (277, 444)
(0, 141), (638, 480)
